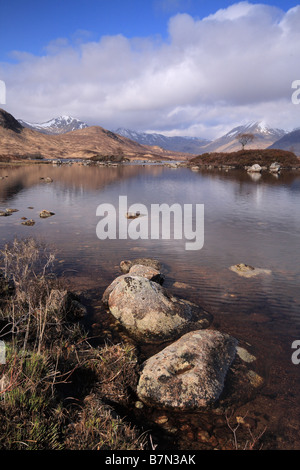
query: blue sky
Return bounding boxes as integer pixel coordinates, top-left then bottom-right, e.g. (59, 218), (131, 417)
(0, 0), (298, 60)
(1, 1), (300, 138)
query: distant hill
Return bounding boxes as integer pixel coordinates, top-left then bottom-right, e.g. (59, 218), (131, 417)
(114, 128), (211, 154)
(18, 115), (89, 135)
(268, 129), (300, 156)
(189, 148), (300, 169)
(198, 122), (287, 154)
(0, 108), (186, 161)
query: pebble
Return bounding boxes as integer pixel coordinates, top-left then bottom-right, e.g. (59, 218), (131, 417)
(247, 370), (264, 388)
(135, 401), (144, 409)
(21, 219), (35, 226)
(180, 424), (191, 432)
(155, 415), (169, 425)
(197, 430), (210, 443)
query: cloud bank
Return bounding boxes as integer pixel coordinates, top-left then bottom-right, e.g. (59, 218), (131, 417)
(1, 2), (300, 139)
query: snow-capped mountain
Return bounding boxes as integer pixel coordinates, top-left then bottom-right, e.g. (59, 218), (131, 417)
(225, 121), (286, 140)
(18, 115), (89, 135)
(199, 121), (287, 154)
(114, 128), (211, 154)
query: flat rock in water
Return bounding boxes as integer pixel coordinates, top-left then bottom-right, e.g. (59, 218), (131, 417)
(229, 263), (271, 278)
(107, 275), (213, 343)
(137, 330), (238, 410)
(40, 210), (55, 218)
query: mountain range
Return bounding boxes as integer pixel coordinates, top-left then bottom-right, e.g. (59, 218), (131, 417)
(10, 113), (300, 157)
(1, 109), (181, 161)
(268, 129), (300, 156)
(116, 122), (300, 155)
(114, 128), (211, 154)
(18, 115), (89, 134)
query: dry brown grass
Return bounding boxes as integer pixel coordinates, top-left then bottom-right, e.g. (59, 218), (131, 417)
(190, 149), (300, 168)
(0, 237), (147, 450)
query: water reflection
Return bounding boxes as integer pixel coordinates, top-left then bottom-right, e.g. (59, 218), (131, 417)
(0, 164), (165, 203)
(0, 164), (299, 336)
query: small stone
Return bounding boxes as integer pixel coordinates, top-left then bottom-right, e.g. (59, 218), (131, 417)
(21, 219), (35, 226)
(125, 211), (141, 219)
(135, 401), (144, 409)
(155, 415), (169, 425)
(237, 347), (256, 363)
(247, 370), (264, 388)
(180, 424), (191, 432)
(120, 260), (132, 273)
(197, 430), (210, 443)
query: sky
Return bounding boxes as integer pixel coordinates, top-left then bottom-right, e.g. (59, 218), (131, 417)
(1, 0), (300, 139)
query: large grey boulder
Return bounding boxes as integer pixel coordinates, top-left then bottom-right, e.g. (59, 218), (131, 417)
(107, 276), (212, 343)
(137, 330), (238, 410)
(102, 264), (163, 306)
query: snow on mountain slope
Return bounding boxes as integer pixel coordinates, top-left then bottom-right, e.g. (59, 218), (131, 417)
(18, 116), (89, 135)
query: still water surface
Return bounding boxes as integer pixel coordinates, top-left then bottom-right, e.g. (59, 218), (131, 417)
(0, 163), (300, 448)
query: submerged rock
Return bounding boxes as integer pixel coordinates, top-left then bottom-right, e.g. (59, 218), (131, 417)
(107, 275), (212, 343)
(236, 346), (256, 364)
(230, 263), (271, 278)
(137, 330), (238, 410)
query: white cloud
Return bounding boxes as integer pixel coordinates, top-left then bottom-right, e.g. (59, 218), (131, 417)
(1, 2), (300, 139)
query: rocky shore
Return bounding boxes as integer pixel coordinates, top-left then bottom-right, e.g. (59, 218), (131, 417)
(102, 257), (264, 415)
